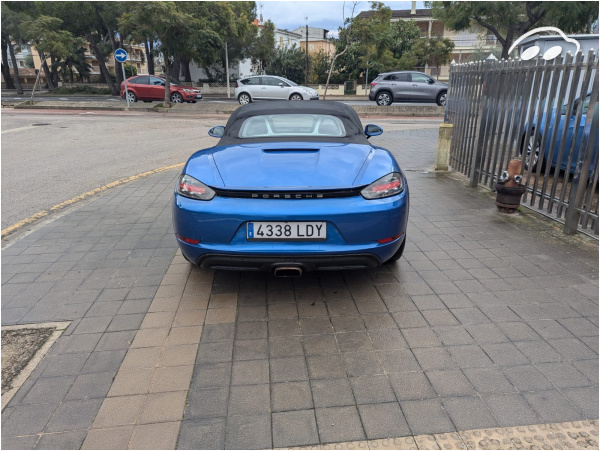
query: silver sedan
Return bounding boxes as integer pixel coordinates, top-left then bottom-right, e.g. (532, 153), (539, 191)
(234, 75), (319, 104)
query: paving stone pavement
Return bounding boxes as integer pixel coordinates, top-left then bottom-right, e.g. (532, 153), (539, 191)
(1, 127), (598, 449)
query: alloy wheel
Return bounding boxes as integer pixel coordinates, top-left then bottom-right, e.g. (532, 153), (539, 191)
(238, 94), (251, 105)
(376, 93), (391, 106)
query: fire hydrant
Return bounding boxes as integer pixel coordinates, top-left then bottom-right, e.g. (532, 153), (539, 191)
(495, 159), (526, 213)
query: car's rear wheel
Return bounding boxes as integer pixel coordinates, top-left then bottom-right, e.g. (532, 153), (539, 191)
(520, 130), (543, 171)
(171, 92), (183, 103)
(387, 236), (406, 263)
(126, 91), (137, 102)
(436, 91), (447, 106)
(290, 93), (303, 100)
(238, 93), (251, 105)
(376, 92), (392, 106)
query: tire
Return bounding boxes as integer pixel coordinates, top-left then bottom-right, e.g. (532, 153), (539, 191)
(436, 91), (447, 106)
(171, 92), (183, 103)
(238, 93), (251, 105)
(387, 236), (406, 263)
(376, 91), (392, 106)
(289, 93), (303, 100)
(126, 91), (137, 103)
(520, 130), (543, 171)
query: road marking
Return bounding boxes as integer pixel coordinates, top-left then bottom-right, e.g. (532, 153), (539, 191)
(59, 97), (69, 100)
(1, 162), (184, 239)
(1, 125), (37, 134)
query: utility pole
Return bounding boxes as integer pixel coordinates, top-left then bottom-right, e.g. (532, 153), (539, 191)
(225, 42), (230, 98)
(305, 17), (309, 84)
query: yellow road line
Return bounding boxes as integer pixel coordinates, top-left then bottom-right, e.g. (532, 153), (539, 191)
(2, 163), (184, 239)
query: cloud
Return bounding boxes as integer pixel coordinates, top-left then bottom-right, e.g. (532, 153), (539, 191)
(260, 1), (422, 34)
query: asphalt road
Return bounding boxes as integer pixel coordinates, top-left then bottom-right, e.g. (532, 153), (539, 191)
(0, 109), (441, 230)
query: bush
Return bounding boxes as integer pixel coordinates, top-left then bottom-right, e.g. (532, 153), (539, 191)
(49, 86), (112, 95)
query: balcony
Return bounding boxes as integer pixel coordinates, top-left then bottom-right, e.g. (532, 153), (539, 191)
(444, 35), (498, 47)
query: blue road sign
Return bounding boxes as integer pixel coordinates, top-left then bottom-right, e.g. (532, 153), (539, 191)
(114, 49), (127, 63)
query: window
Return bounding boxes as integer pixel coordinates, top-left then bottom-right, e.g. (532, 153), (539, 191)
(411, 73), (432, 84)
(239, 114), (346, 138)
(134, 76), (149, 85)
(383, 75), (397, 81)
(241, 77), (261, 85)
(149, 76), (164, 86)
(264, 77), (286, 87)
(396, 73), (410, 82)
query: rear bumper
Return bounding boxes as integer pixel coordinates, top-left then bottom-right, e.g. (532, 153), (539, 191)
(369, 91), (376, 101)
(173, 189), (409, 272)
(194, 253), (382, 271)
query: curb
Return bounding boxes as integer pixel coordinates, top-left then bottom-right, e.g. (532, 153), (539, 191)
(11, 101), (445, 117)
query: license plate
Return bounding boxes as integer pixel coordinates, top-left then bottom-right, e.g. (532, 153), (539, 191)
(247, 222), (326, 241)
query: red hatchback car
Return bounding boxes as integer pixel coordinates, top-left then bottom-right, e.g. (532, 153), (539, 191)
(120, 75), (201, 103)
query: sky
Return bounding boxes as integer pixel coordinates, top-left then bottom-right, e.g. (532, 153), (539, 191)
(259, 1), (426, 37)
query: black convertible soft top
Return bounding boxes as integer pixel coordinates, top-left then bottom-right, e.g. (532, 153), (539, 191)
(217, 101), (370, 146)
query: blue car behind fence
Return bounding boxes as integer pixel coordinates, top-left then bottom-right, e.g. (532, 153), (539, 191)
(522, 94), (598, 173)
(173, 101), (409, 276)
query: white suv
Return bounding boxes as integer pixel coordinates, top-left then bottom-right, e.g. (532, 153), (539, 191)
(234, 75), (319, 104)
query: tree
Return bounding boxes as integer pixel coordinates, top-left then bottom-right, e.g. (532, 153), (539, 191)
(1, 2), (29, 93)
(21, 15), (85, 90)
(24, 53), (35, 68)
(57, 44), (92, 82)
(410, 36), (455, 76)
(324, 1), (359, 99)
(249, 19), (275, 74)
(427, 1), (599, 59)
(120, 2), (221, 106)
(266, 44), (306, 83)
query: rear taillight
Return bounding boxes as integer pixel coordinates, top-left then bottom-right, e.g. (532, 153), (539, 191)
(377, 233), (403, 244)
(176, 174), (216, 201)
(361, 173), (404, 199)
(176, 234), (200, 245)
(371, 82), (377, 87)
(235, 81), (239, 88)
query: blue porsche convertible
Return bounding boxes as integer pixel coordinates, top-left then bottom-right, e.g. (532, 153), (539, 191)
(173, 101), (409, 276)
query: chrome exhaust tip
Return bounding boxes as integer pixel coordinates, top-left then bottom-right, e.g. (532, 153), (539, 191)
(273, 266), (303, 277)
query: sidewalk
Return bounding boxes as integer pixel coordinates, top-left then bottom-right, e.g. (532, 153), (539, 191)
(1, 128), (598, 449)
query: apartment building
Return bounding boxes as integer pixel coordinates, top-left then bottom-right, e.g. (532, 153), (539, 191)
(291, 26), (335, 55)
(357, 2), (499, 80)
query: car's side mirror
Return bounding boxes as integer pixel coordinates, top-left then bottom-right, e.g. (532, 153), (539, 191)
(279, 83), (284, 87)
(427, 79), (435, 84)
(208, 126), (225, 138)
(365, 124), (383, 138)
(571, 101), (579, 116)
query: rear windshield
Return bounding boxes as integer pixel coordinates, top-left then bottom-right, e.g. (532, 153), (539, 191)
(239, 114), (346, 138)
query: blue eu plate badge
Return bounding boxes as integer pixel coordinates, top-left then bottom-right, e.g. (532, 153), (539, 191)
(247, 222), (254, 239)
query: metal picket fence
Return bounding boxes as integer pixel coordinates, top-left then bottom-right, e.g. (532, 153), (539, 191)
(446, 50), (599, 236)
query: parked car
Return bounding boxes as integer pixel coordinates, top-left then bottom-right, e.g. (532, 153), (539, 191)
(369, 71), (448, 106)
(173, 101), (409, 276)
(234, 75), (319, 105)
(521, 93), (598, 173)
(120, 76), (201, 103)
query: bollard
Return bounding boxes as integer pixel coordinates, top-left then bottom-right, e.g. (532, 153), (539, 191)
(435, 123), (453, 171)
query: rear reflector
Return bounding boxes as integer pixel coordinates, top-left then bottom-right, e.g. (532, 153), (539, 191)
(377, 233), (403, 244)
(177, 234), (200, 245)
